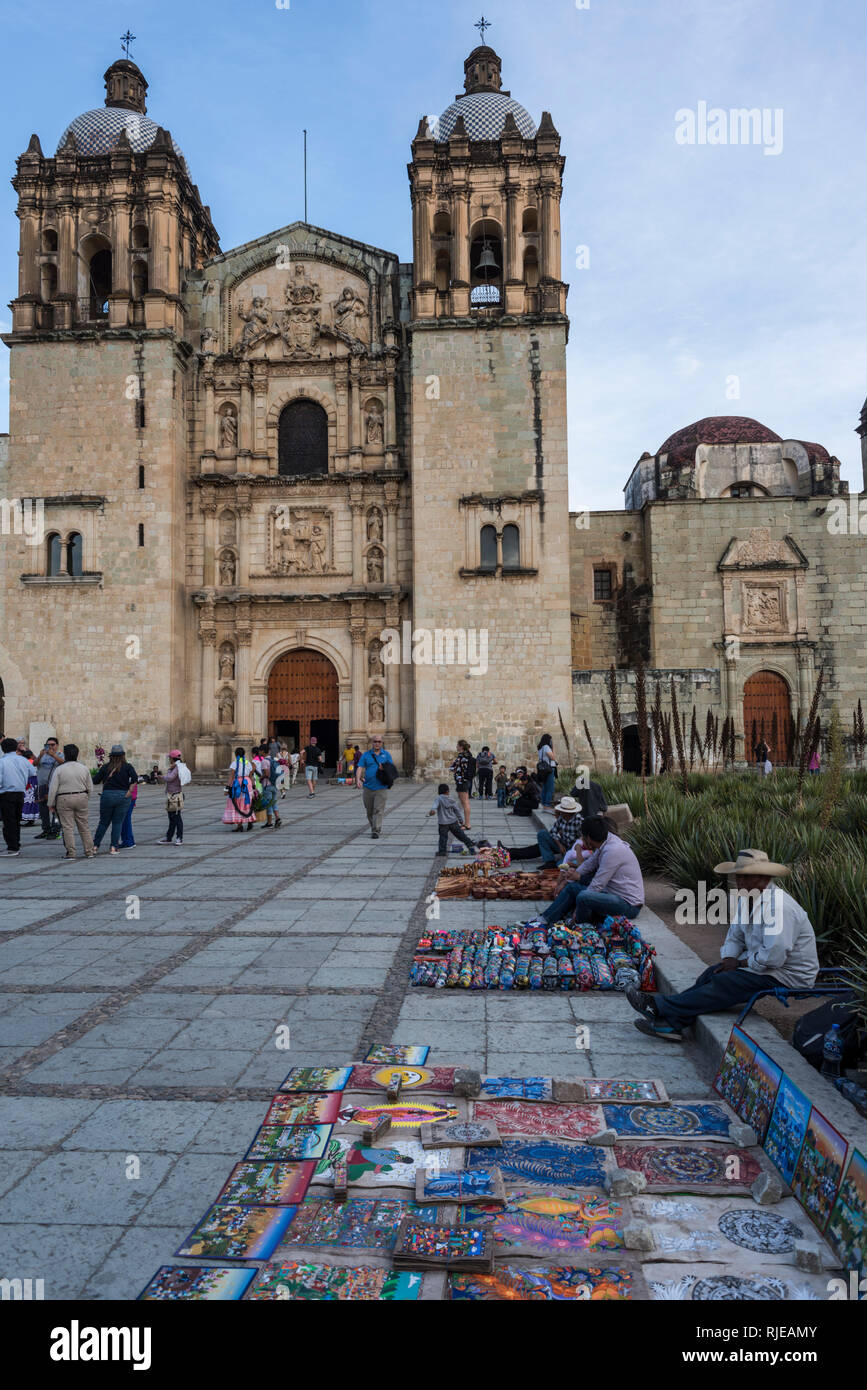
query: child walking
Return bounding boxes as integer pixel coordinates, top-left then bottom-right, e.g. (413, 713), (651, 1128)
(429, 783), (476, 856)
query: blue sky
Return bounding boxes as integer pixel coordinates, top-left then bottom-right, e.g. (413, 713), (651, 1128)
(1, 0), (865, 507)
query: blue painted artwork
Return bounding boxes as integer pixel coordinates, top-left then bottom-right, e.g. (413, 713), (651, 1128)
(763, 1076), (812, 1185)
(602, 1103), (731, 1140)
(466, 1139), (607, 1188)
(479, 1077), (553, 1102)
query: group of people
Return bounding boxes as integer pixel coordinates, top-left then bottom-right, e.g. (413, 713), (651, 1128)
(449, 735), (559, 831)
(0, 738), (191, 858)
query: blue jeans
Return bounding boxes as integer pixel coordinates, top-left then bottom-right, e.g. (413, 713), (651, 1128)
(656, 964), (779, 1029)
(542, 880), (641, 925)
(497, 787), (507, 807)
(438, 823), (475, 854)
(121, 800), (135, 847)
(537, 828), (563, 866)
(94, 790), (128, 849)
(539, 769), (555, 807)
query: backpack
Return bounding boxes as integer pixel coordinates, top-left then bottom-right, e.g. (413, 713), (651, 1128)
(466, 753), (477, 780)
(792, 995), (860, 1072)
(373, 752), (396, 788)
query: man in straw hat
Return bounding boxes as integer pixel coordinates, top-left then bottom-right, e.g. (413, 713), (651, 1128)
(626, 848), (819, 1041)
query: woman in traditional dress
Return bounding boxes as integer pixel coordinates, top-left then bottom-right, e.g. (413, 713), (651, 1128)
(223, 746), (255, 832)
(21, 751), (39, 825)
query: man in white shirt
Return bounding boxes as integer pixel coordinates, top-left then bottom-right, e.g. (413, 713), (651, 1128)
(627, 848), (819, 1041)
(0, 737), (34, 856)
(536, 817), (645, 926)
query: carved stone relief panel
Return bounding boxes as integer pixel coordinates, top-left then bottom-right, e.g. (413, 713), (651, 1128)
(267, 506), (334, 576)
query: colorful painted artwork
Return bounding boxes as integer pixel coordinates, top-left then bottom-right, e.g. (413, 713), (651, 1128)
(278, 1067), (353, 1093)
(763, 1076), (812, 1185)
(473, 1100), (602, 1143)
(280, 1197), (438, 1252)
(393, 1219), (492, 1270)
(450, 1264), (636, 1300)
(348, 1064), (455, 1093)
(713, 1026), (757, 1110)
(739, 1048), (782, 1142)
(245, 1124), (333, 1162)
(363, 1044), (430, 1065)
(264, 1093), (342, 1127)
(416, 1168), (506, 1204)
(461, 1190), (624, 1258)
(466, 1138), (607, 1189)
(791, 1109), (848, 1230)
(338, 1099), (458, 1130)
(216, 1160), (316, 1207)
(602, 1103), (732, 1141)
(479, 1077), (553, 1102)
(612, 1143), (763, 1193)
(313, 1135), (454, 1187)
(645, 1264), (831, 1301)
(420, 1118), (501, 1149)
(247, 1261), (422, 1301)
(139, 1266), (255, 1301)
(581, 1079), (669, 1104)
(175, 1203), (296, 1261)
(826, 1148), (867, 1273)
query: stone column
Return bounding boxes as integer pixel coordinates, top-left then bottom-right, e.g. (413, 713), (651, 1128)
(350, 625), (367, 736)
(236, 628), (253, 737)
(540, 180), (558, 280)
(236, 489), (252, 588)
(796, 650), (812, 720)
(238, 364), (254, 459)
(252, 362), (269, 465)
(384, 481), (400, 585)
(199, 614), (218, 734)
(453, 190), (470, 285)
(416, 190), (434, 286)
(202, 368), (216, 459)
(201, 497), (217, 587)
(385, 353), (399, 460)
(334, 359), (350, 465)
(251, 682), (268, 738)
(349, 493), (365, 584)
(505, 182), (521, 282)
(20, 210), (40, 297)
(385, 600), (402, 750)
(349, 359), (363, 460)
(57, 205), (77, 300)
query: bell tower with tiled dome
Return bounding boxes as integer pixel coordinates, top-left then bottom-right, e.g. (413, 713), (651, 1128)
(408, 36), (573, 767)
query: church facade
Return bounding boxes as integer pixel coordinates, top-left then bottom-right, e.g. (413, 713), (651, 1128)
(1, 46), (863, 773)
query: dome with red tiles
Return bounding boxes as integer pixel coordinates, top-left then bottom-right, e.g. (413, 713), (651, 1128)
(659, 417), (783, 458)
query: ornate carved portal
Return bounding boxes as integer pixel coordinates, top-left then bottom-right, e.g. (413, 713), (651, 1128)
(743, 671), (792, 764)
(268, 649), (340, 763)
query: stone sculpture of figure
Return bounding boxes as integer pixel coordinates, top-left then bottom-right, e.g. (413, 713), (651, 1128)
(366, 548), (384, 584)
(219, 643), (235, 681)
(334, 286), (368, 338)
(369, 687), (385, 723)
(218, 688), (235, 726)
(219, 550), (237, 586)
(309, 525), (327, 573)
(235, 297), (272, 353)
(368, 639), (384, 677)
(367, 508), (383, 543)
(220, 410), (238, 449)
(366, 402), (384, 446)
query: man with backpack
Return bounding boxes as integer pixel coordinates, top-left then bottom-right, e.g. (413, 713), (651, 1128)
(356, 734), (395, 839)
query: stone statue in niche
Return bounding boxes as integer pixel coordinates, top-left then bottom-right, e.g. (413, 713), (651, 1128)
(365, 401), (384, 447)
(218, 688), (235, 726)
(333, 286), (368, 338)
(219, 550), (237, 587)
(369, 686), (385, 723)
(366, 548), (384, 584)
(368, 639), (384, 677)
(219, 643), (235, 681)
(220, 410), (238, 449)
(367, 508), (383, 543)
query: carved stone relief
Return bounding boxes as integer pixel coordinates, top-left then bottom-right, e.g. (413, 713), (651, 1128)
(219, 642), (236, 681)
(369, 685), (385, 723)
(232, 263), (370, 360)
(219, 550), (237, 587)
(268, 507), (334, 575)
(742, 582), (786, 633)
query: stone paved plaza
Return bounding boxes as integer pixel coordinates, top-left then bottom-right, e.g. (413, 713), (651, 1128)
(0, 780), (711, 1299)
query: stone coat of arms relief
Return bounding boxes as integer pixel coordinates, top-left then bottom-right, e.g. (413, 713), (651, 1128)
(232, 263), (369, 360)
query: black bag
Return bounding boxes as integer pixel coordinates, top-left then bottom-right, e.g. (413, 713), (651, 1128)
(792, 995), (859, 1072)
(466, 753), (477, 781)
(373, 754), (396, 789)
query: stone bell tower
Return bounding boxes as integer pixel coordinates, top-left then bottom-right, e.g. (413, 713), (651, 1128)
(407, 44), (573, 770)
(0, 55), (220, 759)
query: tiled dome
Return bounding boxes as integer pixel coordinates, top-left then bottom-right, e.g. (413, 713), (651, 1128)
(56, 107), (187, 167)
(434, 92), (537, 142)
(659, 417), (782, 461)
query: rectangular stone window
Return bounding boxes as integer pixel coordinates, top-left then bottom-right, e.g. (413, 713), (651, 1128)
(593, 567), (614, 601)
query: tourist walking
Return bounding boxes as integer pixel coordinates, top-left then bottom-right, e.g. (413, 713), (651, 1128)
(450, 739), (474, 830)
(0, 737), (32, 856)
(276, 745), (289, 797)
(356, 734), (395, 839)
(289, 748), (300, 787)
(536, 734), (557, 807)
(35, 737), (63, 839)
(47, 744), (95, 859)
(158, 751), (190, 844)
(626, 848), (818, 1042)
(430, 783), (476, 855)
(476, 746), (495, 800)
(302, 736), (324, 798)
(223, 748), (255, 832)
(92, 745), (138, 855)
(120, 778), (137, 847)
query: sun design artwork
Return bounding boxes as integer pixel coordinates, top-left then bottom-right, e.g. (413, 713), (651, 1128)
(369, 1065), (433, 1090)
(342, 1102), (457, 1130)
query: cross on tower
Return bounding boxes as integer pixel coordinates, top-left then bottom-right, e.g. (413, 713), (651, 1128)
(120, 30), (136, 59)
(475, 15), (492, 43)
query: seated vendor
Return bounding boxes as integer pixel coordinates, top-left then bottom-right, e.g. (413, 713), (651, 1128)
(626, 848), (819, 1042)
(533, 817), (644, 927)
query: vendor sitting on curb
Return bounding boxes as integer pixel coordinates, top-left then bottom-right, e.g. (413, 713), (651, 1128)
(531, 816), (645, 927)
(626, 847), (819, 1042)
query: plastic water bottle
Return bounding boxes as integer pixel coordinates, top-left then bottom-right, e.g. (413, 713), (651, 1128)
(821, 1024), (844, 1079)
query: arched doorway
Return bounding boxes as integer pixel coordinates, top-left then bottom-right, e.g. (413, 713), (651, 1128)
(743, 671), (792, 765)
(268, 649), (339, 768)
(622, 724), (650, 775)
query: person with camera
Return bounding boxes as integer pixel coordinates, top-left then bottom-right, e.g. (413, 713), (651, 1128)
(356, 734), (395, 839)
